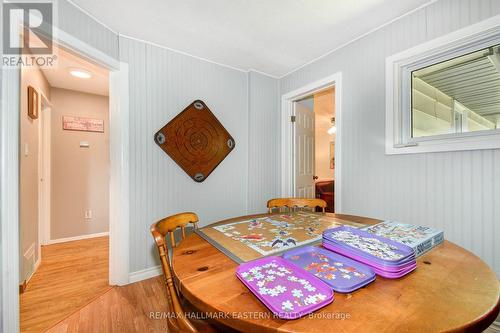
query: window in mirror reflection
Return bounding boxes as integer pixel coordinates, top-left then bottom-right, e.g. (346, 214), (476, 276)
(412, 44), (500, 138)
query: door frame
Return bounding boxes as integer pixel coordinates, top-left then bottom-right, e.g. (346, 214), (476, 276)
(280, 72), (342, 212)
(38, 91), (52, 255)
(1, 27), (130, 333)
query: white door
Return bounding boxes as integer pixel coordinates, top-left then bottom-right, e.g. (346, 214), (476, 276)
(294, 102), (315, 198)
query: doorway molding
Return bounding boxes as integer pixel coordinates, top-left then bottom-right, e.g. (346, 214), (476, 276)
(280, 72), (342, 212)
(1, 27), (130, 333)
(38, 91), (52, 255)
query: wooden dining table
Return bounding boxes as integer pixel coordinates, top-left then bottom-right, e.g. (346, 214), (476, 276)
(172, 213), (500, 332)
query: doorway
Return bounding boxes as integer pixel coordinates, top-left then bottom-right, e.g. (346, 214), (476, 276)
(281, 72), (342, 213)
(19, 44), (112, 332)
(1, 27), (129, 333)
(294, 87), (336, 212)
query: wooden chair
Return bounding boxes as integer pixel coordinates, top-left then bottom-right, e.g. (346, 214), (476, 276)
(150, 212), (213, 333)
(267, 198), (327, 213)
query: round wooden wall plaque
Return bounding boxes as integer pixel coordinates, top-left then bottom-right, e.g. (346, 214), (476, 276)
(154, 100), (235, 182)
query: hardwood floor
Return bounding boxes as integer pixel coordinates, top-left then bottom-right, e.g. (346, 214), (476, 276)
(46, 277), (169, 333)
(20, 237), (111, 333)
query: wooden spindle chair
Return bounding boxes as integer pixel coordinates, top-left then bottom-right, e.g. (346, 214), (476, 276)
(150, 212), (215, 333)
(267, 198), (327, 213)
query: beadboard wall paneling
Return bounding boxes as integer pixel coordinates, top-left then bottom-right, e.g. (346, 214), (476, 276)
(119, 37), (250, 272)
(57, 0), (119, 59)
(0, 1), (3, 327)
(0, 66), (21, 333)
(280, 0), (500, 276)
(247, 72), (280, 214)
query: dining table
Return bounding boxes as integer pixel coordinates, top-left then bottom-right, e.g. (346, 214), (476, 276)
(172, 213), (500, 332)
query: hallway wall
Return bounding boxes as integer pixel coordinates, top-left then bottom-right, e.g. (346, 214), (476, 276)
(50, 88), (109, 240)
(19, 66), (51, 283)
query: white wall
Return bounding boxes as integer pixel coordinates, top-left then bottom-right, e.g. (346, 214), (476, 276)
(118, 39), (281, 272)
(57, 0), (119, 59)
(0, 2), (4, 327)
(19, 66), (51, 283)
(280, 0), (500, 277)
(3, 0), (499, 299)
(1, 1), (280, 289)
(120, 37), (259, 272)
(50, 88), (109, 240)
(247, 72), (281, 213)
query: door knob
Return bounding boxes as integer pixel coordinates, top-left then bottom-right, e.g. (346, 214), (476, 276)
(313, 176), (318, 180)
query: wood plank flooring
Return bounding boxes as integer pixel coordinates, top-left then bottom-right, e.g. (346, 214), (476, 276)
(20, 237), (111, 333)
(46, 277), (169, 333)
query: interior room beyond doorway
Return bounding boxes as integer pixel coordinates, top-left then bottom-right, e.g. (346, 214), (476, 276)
(295, 87), (336, 212)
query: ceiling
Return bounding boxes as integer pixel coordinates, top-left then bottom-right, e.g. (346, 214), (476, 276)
(40, 45), (109, 96)
(314, 88), (335, 118)
(71, 0), (432, 77)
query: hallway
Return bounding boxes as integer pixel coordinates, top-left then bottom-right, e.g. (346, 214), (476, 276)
(20, 237), (111, 333)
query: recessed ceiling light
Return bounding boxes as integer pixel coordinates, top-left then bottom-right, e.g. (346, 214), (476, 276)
(69, 68), (92, 79)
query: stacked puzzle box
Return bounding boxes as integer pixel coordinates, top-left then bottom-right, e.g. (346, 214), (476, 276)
(362, 221), (444, 257)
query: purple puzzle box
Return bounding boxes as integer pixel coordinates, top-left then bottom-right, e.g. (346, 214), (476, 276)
(283, 246), (376, 293)
(236, 256), (334, 319)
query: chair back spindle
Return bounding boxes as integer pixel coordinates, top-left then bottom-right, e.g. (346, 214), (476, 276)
(150, 212), (200, 333)
(267, 198), (327, 213)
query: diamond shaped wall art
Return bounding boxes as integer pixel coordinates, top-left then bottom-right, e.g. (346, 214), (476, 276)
(154, 100), (235, 182)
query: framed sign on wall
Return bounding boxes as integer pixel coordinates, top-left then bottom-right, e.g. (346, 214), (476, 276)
(62, 116), (104, 132)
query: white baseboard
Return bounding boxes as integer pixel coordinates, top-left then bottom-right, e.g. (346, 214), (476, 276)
(23, 242), (36, 260)
(22, 242), (38, 285)
(46, 231), (109, 245)
(26, 256), (41, 285)
(35, 255), (41, 271)
(128, 265), (162, 284)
